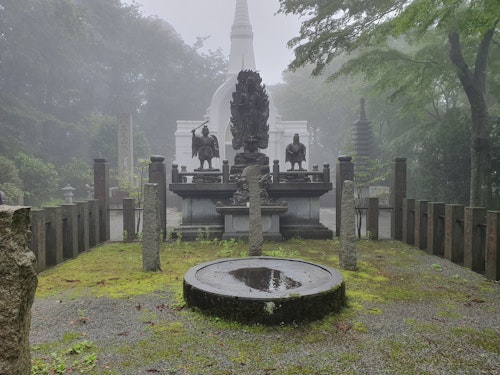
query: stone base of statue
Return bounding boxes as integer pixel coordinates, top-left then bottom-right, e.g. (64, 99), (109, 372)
(280, 173), (311, 183)
(193, 169), (221, 183)
(216, 202), (288, 241)
(230, 152), (269, 175)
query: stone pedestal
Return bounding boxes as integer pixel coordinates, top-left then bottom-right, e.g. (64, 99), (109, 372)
(170, 179), (333, 241)
(216, 204), (287, 241)
(230, 152), (269, 175)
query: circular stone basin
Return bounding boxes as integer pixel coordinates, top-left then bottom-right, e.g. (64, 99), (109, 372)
(183, 257), (345, 324)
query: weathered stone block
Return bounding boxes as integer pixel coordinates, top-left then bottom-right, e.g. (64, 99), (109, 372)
(340, 180), (356, 270)
(142, 183), (161, 272)
(0, 206), (38, 375)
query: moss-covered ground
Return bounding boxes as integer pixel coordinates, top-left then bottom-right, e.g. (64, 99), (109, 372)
(31, 238), (499, 374)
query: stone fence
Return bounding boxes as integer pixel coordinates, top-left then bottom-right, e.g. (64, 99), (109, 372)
(399, 200), (499, 281)
(29, 159), (110, 271)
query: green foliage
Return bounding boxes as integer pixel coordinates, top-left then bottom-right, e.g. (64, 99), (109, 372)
(32, 340), (97, 374)
(0, 155), (23, 204)
(15, 153), (60, 206)
(0, 0), (225, 202)
(279, 0), (499, 207)
(58, 157), (92, 200)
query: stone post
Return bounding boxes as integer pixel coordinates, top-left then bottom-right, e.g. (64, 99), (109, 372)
(222, 160), (230, 183)
(245, 166), (263, 256)
(171, 164), (179, 183)
(366, 197), (379, 240)
(414, 200), (428, 250)
(0, 206), (38, 375)
(323, 163), (331, 183)
(44, 206), (63, 265)
(312, 164), (319, 182)
(142, 183), (161, 272)
(339, 180), (357, 270)
(75, 201), (89, 253)
(62, 204), (78, 260)
(93, 158), (110, 242)
(486, 211), (500, 281)
(402, 198), (415, 245)
(464, 207), (486, 273)
(336, 156), (354, 237)
(88, 199), (100, 248)
(391, 158), (406, 240)
(273, 160), (280, 184)
(123, 198), (136, 242)
(444, 204), (464, 264)
(427, 202), (445, 256)
(149, 156), (167, 241)
(30, 209), (46, 272)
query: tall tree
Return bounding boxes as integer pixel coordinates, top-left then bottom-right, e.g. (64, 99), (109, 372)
(279, 0), (500, 206)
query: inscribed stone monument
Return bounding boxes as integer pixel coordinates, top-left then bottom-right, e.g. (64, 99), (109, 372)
(339, 180), (357, 270)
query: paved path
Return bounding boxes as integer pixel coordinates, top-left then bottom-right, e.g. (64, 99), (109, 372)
(110, 207), (392, 241)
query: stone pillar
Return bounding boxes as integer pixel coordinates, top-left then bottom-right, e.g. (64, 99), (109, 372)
(62, 204), (78, 260)
(336, 156), (354, 237)
(391, 158), (406, 240)
(402, 198), (415, 245)
(427, 202), (445, 256)
(273, 160), (280, 184)
(464, 207), (486, 273)
(486, 211), (500, 281)
(76, 201), (89, 253)
(444, 204), (464, 264)
(30, 209), (46, 272)
(222, 160), (230, 183)
(366, 197), (379, 240)
(414, 200), (428, 250)
(339, 180), (357, 270)
(248, 173), (263, 256)
(0, 206), (38, 375)
(323, 163), (331, 183)
(149, 156), (167, 241)
(88, 199), (100, 247)
(123, 198), (136, 242)
(117, 113), (134, 185)
(142, 183), (161, 272)
(44, 206), (63, 266)
(171, 163), (179, 183)
(93, 158), (110, 242)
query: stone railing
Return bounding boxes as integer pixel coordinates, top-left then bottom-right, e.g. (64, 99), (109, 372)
(30, 199), (106, 271)
(335, 156), (499, 281)
(30, 159), (110, 271)
(171, 159), (331, 184)
(399, 200), (499, 281)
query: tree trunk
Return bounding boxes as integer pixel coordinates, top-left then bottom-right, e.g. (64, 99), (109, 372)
(448, 30), (494, 207)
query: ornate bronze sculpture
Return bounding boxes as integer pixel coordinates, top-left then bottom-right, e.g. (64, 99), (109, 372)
(285, 133), (306, 171)
(230, 70), (269, 153)
(192, 125), (219, 170)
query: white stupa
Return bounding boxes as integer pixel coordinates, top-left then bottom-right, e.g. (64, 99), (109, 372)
(174, 0), (308, 172)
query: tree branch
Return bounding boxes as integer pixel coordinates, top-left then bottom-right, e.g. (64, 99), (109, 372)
(474, 21), (498, 92)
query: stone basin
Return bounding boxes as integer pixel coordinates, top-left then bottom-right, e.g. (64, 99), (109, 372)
(183, 257), (346, 324)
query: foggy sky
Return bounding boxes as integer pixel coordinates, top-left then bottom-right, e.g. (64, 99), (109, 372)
(124, 0), (302, 85)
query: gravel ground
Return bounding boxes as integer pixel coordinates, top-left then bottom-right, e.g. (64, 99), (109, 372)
(30, 243), (499, 375)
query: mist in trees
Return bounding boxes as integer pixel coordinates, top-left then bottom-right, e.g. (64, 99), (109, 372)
(0, 0), (225, 206)
(278, 0), (500, 207)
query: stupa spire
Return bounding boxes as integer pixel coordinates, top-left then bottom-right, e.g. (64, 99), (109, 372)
(227, 0), (256, 78)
